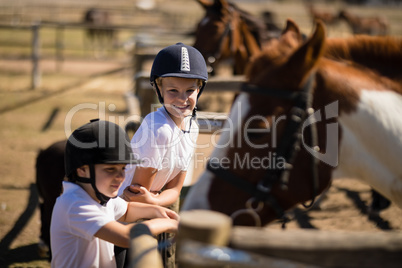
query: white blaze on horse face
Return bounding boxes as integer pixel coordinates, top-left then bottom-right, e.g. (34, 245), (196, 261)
(181, 93), (251, 211)
(334, 89), (402, 208)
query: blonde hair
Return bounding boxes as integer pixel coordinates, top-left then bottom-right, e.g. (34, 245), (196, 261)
(154, 77), (203, 89)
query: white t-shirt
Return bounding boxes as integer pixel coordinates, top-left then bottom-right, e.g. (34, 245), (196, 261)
(51, 181), (127, 268)
(120, 107), (199, 193)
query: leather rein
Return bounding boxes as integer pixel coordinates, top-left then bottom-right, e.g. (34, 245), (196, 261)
(206, 74), (320, 227)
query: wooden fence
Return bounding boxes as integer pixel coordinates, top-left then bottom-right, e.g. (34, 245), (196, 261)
(177, 210), (402, 268)
(128, 210), (402, 267)
(0, 20), (193, 89)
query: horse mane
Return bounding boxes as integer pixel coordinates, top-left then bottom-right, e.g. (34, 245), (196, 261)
(324, 35), (402, 81)
(228, 2), (268, 47)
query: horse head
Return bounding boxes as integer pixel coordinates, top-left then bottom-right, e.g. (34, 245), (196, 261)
(183, 20), (335, 226)
(193, 0), (263, 75)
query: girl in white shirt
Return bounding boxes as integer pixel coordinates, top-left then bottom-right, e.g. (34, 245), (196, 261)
(119, 43), (208, 208)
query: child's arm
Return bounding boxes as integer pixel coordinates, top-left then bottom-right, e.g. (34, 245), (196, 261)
(154, 171), (186, 206)
(120, 166), (157, 201)
(120, 201), (180, 223)
(123, 171), (186, 207)
(94, 218), (178, 248)
(129, 166), (157, 191)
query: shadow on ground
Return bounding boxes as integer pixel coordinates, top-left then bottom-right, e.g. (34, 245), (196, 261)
(290, 187), (393, 231)
(0, 243), (49, 267)
(0, 184), (49, 267)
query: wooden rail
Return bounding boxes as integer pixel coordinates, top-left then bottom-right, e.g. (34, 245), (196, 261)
(0, 21), (192, 89)
(177, 210), (402, 268)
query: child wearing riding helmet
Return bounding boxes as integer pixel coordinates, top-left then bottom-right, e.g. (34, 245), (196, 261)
(50, 119), (179, 268)
(119, 43), (208, 208)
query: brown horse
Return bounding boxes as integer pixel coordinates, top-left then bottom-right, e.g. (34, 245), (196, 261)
(182, 20), (402, 226)
(83, 8), (116, 58)
(338, 10), (389, 35)
(35, 140), (66, 258)
(306, 3), (339, 26)
(193, 0), (276, 75)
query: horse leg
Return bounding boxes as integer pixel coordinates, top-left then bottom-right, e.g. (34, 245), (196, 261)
(35, 140), (66, 259)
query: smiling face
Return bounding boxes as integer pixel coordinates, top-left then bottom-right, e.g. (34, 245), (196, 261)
(158, 77), (201, 126)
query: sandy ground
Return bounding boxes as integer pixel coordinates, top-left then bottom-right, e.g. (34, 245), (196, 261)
(1, 1), (402, 266)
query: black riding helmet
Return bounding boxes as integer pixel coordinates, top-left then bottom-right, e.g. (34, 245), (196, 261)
(65, 119), (139, 205)
(150, 42), (208, 105)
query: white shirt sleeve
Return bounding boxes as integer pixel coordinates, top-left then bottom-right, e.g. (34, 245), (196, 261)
(68, 201), (115, 241)
(130, 123), (170, 170)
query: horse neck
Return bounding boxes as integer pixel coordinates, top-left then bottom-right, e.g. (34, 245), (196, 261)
(314, 57), (402, 115)
(324, 36), (402, 83)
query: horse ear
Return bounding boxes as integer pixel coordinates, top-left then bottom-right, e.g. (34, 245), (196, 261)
(282, 19), (300, 36)
(281, 19), (303, 44)
(286, 21), (326, 81)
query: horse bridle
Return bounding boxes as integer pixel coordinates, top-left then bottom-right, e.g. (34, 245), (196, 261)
(207, 7), (241, 72)
(209, 18), (232, 64)
(206, 74), (320, 227)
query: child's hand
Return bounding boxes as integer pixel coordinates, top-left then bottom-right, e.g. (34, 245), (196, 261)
(154, 206), (180, 221)
(122, 184), (159, 205)
(128, 184), (142, 194)
(144, 218), (179, 235)
(121, 184), (142, 201)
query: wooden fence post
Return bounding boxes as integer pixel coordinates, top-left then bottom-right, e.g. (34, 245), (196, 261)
(55, 24), (64, 71)
(31, 22), (41, 89)
(128, 223), (163, 268)
(178, 210), (232, 247)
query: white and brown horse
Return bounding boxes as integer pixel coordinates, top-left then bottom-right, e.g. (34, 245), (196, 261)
(182, 20), (402, 226)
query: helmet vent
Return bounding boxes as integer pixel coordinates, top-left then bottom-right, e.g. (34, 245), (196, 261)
(180, 47), (190, 72)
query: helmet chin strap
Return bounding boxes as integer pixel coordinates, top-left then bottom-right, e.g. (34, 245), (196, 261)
(162, 105), (196, 134)
(75, 164), (113, 206)
(154, 82), (164, 104)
